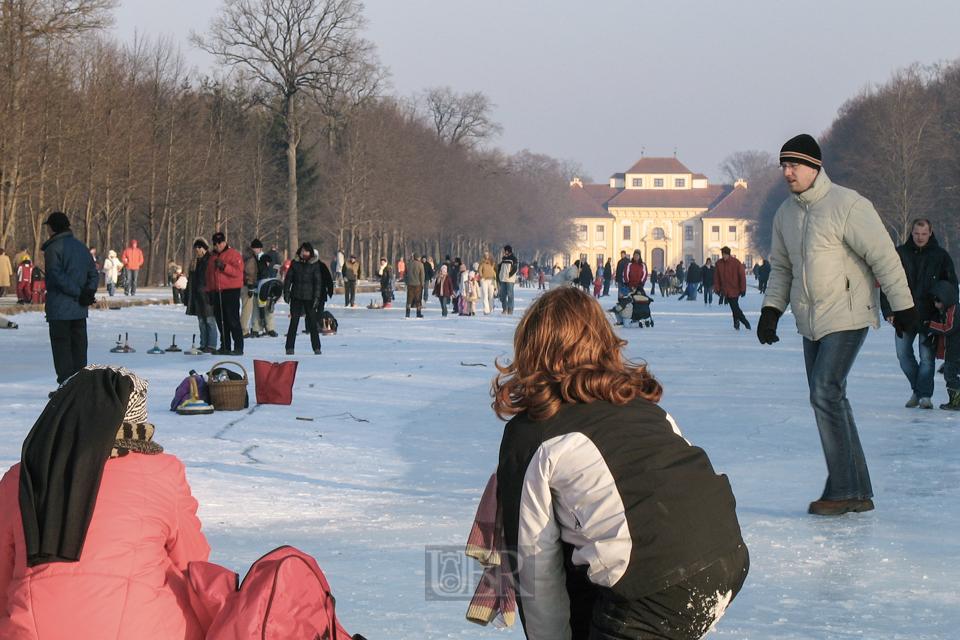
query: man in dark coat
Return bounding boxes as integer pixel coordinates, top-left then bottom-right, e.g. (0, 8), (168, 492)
(678, 259), (701, 301)
(578, 260), (594, 293)
(283, 242), (333, 354)
(41, 212), (99, 386)
(701, 258), (715, 306)
(880, 219), (958, 408)
(185, 237), (218, 353)
(615, 250), (629, 291)
(405, 252), (425, 318)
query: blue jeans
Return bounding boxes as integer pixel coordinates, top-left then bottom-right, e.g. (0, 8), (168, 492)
(107, 283), (115, 296)
(499, 282), (515, 313)
(803, 328), (872, 501)
(703, 287), (713, 304)
(198, 315), (218, 350)
(895, 327), (936, 399)
(124, 269), (139, 295)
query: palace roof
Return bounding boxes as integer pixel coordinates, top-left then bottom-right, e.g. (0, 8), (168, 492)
(567, 183), (615, 218)
(606, 184), (731, 209)
(701, 184), (753, 218)
(624, 157), (693, 175)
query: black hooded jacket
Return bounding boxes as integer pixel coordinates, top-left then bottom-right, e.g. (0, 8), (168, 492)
(284, 253), (333, 303)
(880, 233), (957, 323)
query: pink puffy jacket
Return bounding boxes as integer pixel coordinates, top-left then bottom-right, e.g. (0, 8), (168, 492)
(0, 454), (211, 640)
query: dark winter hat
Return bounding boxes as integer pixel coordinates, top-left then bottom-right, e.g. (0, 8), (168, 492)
(250, 239), (263, 249)
(211, 232), (226, 245)
(193, 237), (209, 250)
(721, 246), (732, 255)
(780, 134), (822, 170)
(43, 211), (71, 233)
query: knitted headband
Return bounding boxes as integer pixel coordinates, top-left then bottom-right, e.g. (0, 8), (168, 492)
(780, 134), (822, 170)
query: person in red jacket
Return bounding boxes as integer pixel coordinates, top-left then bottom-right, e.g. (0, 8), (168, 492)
(16, 258), (34, 304)
(206, 231), (246, 355)
(121, 239), (144, 295)
(714, 246), (750, 330)
(0, 365), (210, 640)
(624, 249), (648, 293)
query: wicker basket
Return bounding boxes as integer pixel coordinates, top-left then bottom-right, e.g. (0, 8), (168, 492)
(207, 361), (248, 411)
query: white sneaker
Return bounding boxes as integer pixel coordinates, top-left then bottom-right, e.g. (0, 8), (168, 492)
(919, 397), (934, 409)
(905, 394), (919, 408)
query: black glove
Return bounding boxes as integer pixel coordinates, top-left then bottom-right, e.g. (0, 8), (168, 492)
(215, 259), (226, 271)
(740, 291), (746, 298)
(892, 306), (920, 339)
(78, 288), (97, 307)
(312, 299), (320, 313)
(757, 306), (782, 345)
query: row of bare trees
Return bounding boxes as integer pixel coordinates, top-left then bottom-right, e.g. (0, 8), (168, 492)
(736, 62), (960, 256)
(1, 0), (576, 285)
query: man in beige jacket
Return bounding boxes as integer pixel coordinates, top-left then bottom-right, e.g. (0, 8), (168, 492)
(757, 134), (917, 516)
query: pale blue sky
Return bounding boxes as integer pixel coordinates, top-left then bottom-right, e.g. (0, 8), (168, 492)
(113, 0), (960, 183)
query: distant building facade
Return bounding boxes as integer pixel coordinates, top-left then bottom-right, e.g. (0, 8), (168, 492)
(560, 157), (757, 273)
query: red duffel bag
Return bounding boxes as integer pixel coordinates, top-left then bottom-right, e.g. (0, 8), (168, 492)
(253, 359), (298, 405)
(188, 545), (364, 640)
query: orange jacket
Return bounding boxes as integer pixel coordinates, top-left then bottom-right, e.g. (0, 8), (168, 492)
(0, 454), (210, 640)
(121, 246), (144, 271)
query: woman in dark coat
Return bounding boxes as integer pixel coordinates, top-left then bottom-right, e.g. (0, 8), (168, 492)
(701, 258), (715, 306)
(283, 242), (332, 355)
(185, 237), (218, 353)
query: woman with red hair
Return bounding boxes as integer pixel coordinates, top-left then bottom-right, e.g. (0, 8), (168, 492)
(494, 287), (748, 640)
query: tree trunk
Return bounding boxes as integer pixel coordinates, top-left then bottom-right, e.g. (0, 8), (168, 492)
(285, 93), (299, 254)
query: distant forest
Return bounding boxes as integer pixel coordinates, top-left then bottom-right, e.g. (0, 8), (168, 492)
(0, 0), (581, 283)
(728, 63), (960, 257)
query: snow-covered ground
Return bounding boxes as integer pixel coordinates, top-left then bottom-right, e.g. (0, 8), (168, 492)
(1, 285), (958, 639)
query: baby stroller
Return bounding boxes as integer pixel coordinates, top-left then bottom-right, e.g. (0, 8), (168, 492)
(611, 287), (654, 328)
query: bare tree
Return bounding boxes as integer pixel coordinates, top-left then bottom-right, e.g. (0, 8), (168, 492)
(193, 0), (376, 253)
(0, 0), (116, 246)
(414, 86), (503, 149)
(718, 150), (776, 185)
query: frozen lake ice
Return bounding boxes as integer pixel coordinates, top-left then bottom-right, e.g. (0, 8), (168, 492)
(1, 284), (958, 638)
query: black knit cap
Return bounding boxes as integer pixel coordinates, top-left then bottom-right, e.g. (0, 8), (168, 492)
(43, 212), (71, 234)
(212, 232), (226, 245)
(250, 238), (263, 249)
(780, 134), (822, 170)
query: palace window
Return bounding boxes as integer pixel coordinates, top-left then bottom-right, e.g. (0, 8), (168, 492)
(685, 254), (693, 264)
(652, 227), (665, 240)
(744, 255), (754, 269)
(684, 226), (693, 241)
(711, 225), (720, 242)
(596, 254), (605, 268)
(654, 178), (664, 187)
(580, 253), (588, 265)
(623, 226), (631, 241)
(728, 225), (737, 240)
(632, 178), (642, 187)
(578, 225), (588, 241)
(596, 224), (605, 241)
(675, 178), (685, 187)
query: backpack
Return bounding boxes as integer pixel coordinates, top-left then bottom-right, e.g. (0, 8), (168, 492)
(170, 372), (210, 411)
(188, 546), (365, 640)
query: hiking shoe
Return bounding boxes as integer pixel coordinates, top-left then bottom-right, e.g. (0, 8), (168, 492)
(229, 350), (243, 356)
(743, 319), (751, 330)
(905, 394), (919, 408)
(266, 331), (278, 337)
(314, 349), (322, 355)
(919, 397), (934, 409)
(940, 388), (960, 410)
(808, 497), (875, 516)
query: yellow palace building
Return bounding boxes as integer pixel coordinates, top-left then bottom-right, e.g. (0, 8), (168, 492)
(561, 157), (758, 273)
